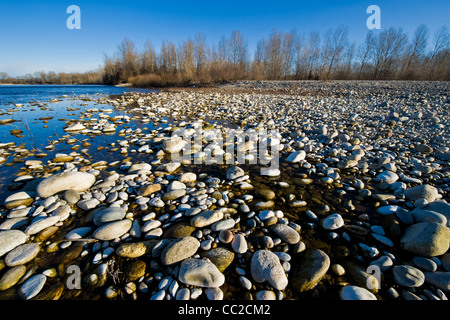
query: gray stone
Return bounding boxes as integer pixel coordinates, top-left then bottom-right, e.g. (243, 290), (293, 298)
(178, 258), (225, 288)
(412, 256), (437, 272)
(77, 198), (100, 211)
(404, 184), (439, 203)
(36, 171), (95, 198)
(251, 249), (288, 290)
(160, 236), (200, 266)
(400, 222), (450, 257)
(376, 171), (399, 184)
(291, 249), (330, 292)
(442, 253), (450, 272)
(411, 208), (447, 225)
(231, 233), (248, 254)
(66, 227), (93, 239)
(162, 189), (186, 201)
(190, 210), (224, 228)
(18, 274), (47, 300)
(424, 271), (450, 292)
(93, 206), (126, 226)
(286, 150), (306, 163)
(63, 189), (80, 204)
(226, 166), (245, 180)
(93, 219), (132, 241)
(271, 224), (300, 244)
(392, 265), (425, 287)
(4, 243), (40, 267)
(24, 216), (60, 235)
(320, 213), (344, 230)
(0, 230), (29, 257)
(340, 286), (377, 300)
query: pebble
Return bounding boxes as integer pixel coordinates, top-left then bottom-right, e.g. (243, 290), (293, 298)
(0, 265), (27, 291)
(93, 207), (126, 226)
(400, 222), (450, 257)
(93, 219), (132, 241)
(340, 286), (377, 300)
(291, 249), (330, 292)
(36, 171), (95, 198)
(4, 243), (40, 267)
(404, 184), (439, 202)
(320, 213), (344, 230)
(271, 224), (300, 244)
(160, 236), (200, 265)
(18, 274), (47, 300)
(178, 258), (225, 288)
(0, 230), (28, 257)
(231, 233), (248, 254)
(250, 249), (288, 290)
(392, 265), (425, 287)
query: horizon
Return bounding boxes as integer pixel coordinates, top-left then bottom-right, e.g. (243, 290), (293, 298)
(0, 0), (449, 77)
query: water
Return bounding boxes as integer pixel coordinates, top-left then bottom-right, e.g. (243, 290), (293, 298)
(0, 84), (157, 198)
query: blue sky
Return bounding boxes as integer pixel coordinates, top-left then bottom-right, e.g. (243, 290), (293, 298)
(0, 0), (449, 77)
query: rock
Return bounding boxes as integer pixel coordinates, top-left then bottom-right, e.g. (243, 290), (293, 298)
(271, 224), (300, 244)
(212, 218), (236, 231)
(179, 172), (197, 183)
(92, 219), (132, 241)
(250, 249), (288, 290)
(36, 171), (96, 198)
(340, 286), (377, 300)
(286, 150), (306, 163)
(162, 222), (196, 238)
(226, 166), (245, 180)
(205, 287), (223, 300)
(160, 236), (200, 266)
(4, 191), (35, 206)
(291, 249), (330, 292)
(414, 144), (433, 153)
(320, 213), (344, 230)
(162, 136), (186, 153)
(424, 271), (450, 292)
(125, 260), (146, 281)
(260, 168), (280, 177)
(376, 171), (399, 184)
(231, 233), (248, 254)
(156, 162), (181, 173)
(200, 247), (235, 272)
(255, 188), (276, 200)
(0, 217), (30, 230)
(178, 258), (225, 288)
(66, 227), (93, 239)
(18, 274), (47, 300)
(24, 216), (60, 235)
(115, 240), (156, 258)
(161, 189), (186, 201)
(255, 290), (276, 300)
(341, 260), (379, 292)
(0, 230), (29, 256)
(128, 163), (151, 173)
(4, 243), (40, 267)
(4, 198), (34, 210)
(410, 208), (447, 225)
(392, 265), (425, 287)
(64, 123), (86, 131)
(412, 256), (437, 272)
(400, 222), (450, 257)
(0, 265), (27, 291)
(404, 185), (439, 203)
(190, 210), (224, 228)
(77, 198), (100, 211)
(137, 184), (161, 196)
(442, 253), (450, 272)
(93, 207), (126, 226)
(376, 205), (399, 215)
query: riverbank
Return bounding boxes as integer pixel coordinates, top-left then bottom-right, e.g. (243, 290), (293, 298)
(0, 80), (449, 301)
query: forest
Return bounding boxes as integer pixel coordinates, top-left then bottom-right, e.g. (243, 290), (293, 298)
(1, 24), (449, 87)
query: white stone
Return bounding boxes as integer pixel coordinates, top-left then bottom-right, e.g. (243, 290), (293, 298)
(0, 230), (29, 257)
(320, 213), (344, 230)
(36, 171), (96, 198)
(93, 219), (132, 241)
(340, 286), (377, 300)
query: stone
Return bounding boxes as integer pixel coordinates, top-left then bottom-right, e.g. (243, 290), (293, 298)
(271, 224), (300, 244)
(115, 240), (156, 258)
(128, 163), (151, 173)
(63, 189), (80, 204)
(66, 227), (93, 239)
(0, 217), (30, 230)
(403, 185), (439, 203)
(400, 222), (450, 257)
(414, 144), (433, 153)
(24, 216), (60, 235)
(231, 233), (248, 254)
(93, 219), (132, 241)
(36, 171), (96, 198)
(125, 260), (146, 281)
(178, 258), (225, 288)
(320, 213), (344, 230)
(442, 253), (450, 272)
(77, 198), (100, 211)
(190, 210), (224, 228)
(411, 208), (447, 225)
(377, 205), (399, 215)
(0, 265), (27, 291)
(412, 256), (437, 272)
(64, 123), (86, 131)
(255, 188), (276, 200)
(341, 260), (379, 293)
(162, 222), (196, 238)
(392, 265), (425, 287)
(162, 136), (186, 153)
(260, 168), (280, 177)
(212, 218), (236, 231)
(137, 183), (161, 196)
(226, 166), (245, 180)
(93, 206), (126, 226)
(162, 189), (186, 201)
(18, 274), (47, 300)
(376, 171), (399, 184)
(255, 290), (276, 300)
(286, 150), (306, 163)
(179, 172), (197, 183)
(4, 243), (40, 267)
(250, 249), (288, 290)
(200, 247), (235, 272)
(291, 249), (330, 292)
(424, 271), (450, 292)
(340, 286), (377, 300)
(160, 236), (200, 266)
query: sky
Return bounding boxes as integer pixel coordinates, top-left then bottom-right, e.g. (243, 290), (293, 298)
(0, 0), (449, 77)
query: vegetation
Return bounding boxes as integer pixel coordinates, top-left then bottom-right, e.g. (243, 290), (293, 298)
(1, 24), (449, 87)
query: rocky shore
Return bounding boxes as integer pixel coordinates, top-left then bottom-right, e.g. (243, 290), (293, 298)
(0, 80), (449, 300)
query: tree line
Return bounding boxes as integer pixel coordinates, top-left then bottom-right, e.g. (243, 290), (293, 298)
(1, 24), (449, 86)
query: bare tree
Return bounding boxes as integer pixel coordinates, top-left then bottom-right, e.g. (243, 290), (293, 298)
(357, 31), (376, 79)
(321, 25), (349, 79)
(117, 37), (138, 81)
(372, 27), (407, 79)
(401, 24), (429, 78)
